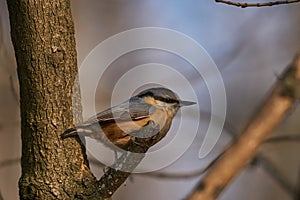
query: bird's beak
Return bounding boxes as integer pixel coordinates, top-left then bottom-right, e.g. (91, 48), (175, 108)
(179, 100), (196, 107)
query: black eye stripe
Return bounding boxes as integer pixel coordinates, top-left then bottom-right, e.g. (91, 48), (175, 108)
(154, 96), (179, 104)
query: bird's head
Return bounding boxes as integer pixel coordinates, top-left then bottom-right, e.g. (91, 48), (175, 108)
(137, 87), (196, 117)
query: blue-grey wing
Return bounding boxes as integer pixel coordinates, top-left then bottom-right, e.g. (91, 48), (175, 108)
(61, 98), (156, 143)
(82, 98), (155, 126)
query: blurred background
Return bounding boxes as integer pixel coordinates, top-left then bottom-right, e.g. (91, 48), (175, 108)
(1, 0), (300, 199)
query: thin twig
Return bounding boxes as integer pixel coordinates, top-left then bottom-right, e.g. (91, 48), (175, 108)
(91, 133), (298, 196)
(0, 158), (20, 168)
(142, 152), (225, 179)
(248, 152), (296, 197)
(137, 169), (206, 179)
(253, 154), (296, 196)
(9, 75), (19, 103)
(92, 152), (224, 180)
(90, 158), (206, 179)
(265, 135), (300, 143)
(186, 53), (300, 200)
(215, 0), (300, 8)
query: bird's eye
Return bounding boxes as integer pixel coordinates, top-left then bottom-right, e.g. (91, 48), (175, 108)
(165, 98), (172, 103)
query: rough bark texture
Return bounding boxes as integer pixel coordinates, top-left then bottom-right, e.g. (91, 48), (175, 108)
(6, 0), (100, 199)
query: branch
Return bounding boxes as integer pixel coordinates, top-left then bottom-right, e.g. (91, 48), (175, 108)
(9, 75), (19, 103)
(253, 154), (296, 196)
(90, 158), (206, 179)
(0, 158), (19, 168)
(92, 152), (224, 181)
(215, 0), (300, 8)
(186, 53), (300, 200)
(265, 134), (300, 143)
(97, 121), (161, 199)
(90, 128), (299, 194)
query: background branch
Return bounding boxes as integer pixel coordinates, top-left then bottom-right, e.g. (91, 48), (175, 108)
(295, 165), (300, 200)
(186, 53), (300, 200)
(265, 134), (300, 143)
(0, 190), (3, 200)
(215, 0), (300, 8)
(253, 154), (295, 196)
(8, 75), (18, 103)
(0, 158), (19, 169)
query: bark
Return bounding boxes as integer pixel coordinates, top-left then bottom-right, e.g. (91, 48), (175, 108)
(6, 0), (100, 199)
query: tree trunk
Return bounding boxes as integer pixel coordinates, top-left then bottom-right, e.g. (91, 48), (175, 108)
(6, 0), (100, 199)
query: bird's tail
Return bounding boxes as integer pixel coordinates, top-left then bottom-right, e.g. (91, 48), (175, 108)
(61, 127), (78, 139)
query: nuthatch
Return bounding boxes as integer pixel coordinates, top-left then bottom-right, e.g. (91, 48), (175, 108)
(61, 87), (196, 150)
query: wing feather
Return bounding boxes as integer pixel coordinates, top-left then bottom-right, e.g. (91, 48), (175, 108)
(81, 98), (155, 127)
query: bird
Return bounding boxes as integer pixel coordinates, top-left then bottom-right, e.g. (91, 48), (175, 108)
(61, 87), (196, 151)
